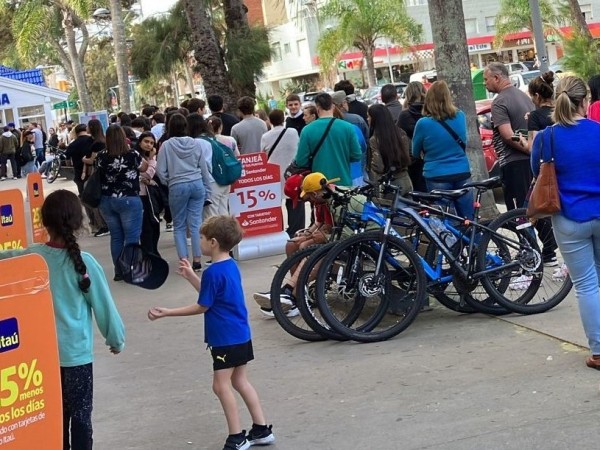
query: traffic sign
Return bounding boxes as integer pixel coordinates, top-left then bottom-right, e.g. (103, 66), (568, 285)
(51, 101), (77, 110)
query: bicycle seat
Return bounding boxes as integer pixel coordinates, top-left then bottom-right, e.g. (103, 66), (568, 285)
(429, 188), (470, 200)
(409, 191), (443, 203)
(462, 176), (502, 190)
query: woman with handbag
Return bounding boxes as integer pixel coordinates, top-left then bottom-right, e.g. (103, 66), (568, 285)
(531, 76), (600, 370)
(97, 125), (148, 281)
(412, 80), (474, 219)
(137, 132), (161, 256)
(83, 119), (110, 237)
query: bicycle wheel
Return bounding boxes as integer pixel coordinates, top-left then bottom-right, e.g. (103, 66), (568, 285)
(477, 208), (572, 314)
(47, 158), (61, 183)
(315, 231), (427, 343)
(423, 239), (511, 316)
(267, 246), (327, 341)
(296, 242), (349, 341)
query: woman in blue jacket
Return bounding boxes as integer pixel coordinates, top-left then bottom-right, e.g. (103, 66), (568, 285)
(412, 81), (473, 219)
(531, 76), (600, 370)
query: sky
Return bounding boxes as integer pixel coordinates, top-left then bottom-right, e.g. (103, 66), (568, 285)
(139, 0), (178, 18)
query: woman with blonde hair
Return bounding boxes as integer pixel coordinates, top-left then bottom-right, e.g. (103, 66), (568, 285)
(531, 76), (600, 370)
(411, 80), (473, 218)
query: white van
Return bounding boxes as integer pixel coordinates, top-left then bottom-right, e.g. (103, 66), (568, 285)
(409, 70), (437, 84)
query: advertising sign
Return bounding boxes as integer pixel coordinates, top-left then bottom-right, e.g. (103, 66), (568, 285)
(229, 152), (283, 238)
(0, 190), (27, 251)
(0, 254), (62, 449)
(26, 173), (47, 244)
(78, 111), (109, 132)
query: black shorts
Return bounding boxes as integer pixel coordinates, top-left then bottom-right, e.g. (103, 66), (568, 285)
(210, 340), (254, 371)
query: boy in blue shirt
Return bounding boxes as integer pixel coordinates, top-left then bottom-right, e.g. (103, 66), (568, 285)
(148, 215), (274, 450)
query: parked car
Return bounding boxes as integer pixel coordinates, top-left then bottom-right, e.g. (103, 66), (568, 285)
(505, 62), (530, 74)
(301, 91), (322, 103)
(409, 70), (438, 84)
(475, 99), (500, 179)
(548, 57), (566, 74)
(509, 70), (541, 95)
(362, 82), (408, 106)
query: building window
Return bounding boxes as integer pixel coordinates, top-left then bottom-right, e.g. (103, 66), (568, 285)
(485, 16), (496, 33)
(284, 42), (291, 54)
(406, 0), (427, 6)
(18, 105), (44, 117)
(581, 3), (592, 21)
(464, 18), (478, 35)
(271, 43), (282, 62)
(297, 39), (306, 57)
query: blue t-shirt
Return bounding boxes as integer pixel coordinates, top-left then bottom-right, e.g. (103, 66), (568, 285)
(198, 258), (251, 347)
(412, 110), (470, 179)
(531, 120), (600, 223)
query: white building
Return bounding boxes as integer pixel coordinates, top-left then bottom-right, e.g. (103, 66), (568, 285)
(0, 77), (69, 131)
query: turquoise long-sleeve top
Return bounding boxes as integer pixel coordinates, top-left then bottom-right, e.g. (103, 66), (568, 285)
(412, 110), (470, 179)
(0, 244), (125, 367)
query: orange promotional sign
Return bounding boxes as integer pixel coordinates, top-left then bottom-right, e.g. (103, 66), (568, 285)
(26, 173), (48, 244)
(0, 254), (62, 449)
(0, 190), (27, 251)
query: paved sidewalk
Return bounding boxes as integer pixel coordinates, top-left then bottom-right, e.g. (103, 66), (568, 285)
(4, 177), (598, 449)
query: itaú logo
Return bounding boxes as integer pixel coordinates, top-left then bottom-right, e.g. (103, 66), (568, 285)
(0, 205), (14, 226)
(0, 318), (20, 353)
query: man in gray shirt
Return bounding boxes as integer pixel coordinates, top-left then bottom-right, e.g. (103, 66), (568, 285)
(28, 122), (45, 167)
(484, 62), (534, 211)
(231, 96), (267, 154)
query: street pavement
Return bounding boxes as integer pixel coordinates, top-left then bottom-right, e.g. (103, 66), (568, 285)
(5, 176), (600, 449)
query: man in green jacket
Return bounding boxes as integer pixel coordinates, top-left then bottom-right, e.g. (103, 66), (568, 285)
(294, 93), (362, 187)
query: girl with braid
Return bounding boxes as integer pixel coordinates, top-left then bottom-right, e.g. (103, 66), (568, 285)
(0, 189), (125, 450)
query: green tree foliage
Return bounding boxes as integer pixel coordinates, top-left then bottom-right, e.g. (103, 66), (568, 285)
(85, 38), (118, 111)
(317, 0), (421, 87)
(562, 32), (600, 80)
(494, 0), (561, 49)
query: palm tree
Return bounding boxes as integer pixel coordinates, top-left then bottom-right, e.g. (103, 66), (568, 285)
(109, 0), (131, 112)
(494, 0), (561, 50)
(427, 0), (498, 217)
(317, 0), (421, 87)
(5, 0), (93, 112)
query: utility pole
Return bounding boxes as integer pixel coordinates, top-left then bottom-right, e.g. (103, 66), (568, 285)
(529, 0), (549, 72)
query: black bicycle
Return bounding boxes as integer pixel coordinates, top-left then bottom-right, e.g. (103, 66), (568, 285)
(46, 146), (66, 184)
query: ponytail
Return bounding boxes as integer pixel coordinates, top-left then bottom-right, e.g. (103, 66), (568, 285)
(552, 76), (588, 126)
(62, 226), (91, 293)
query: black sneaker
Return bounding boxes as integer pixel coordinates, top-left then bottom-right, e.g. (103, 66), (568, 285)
(192, 262), (202, 272)
(113, 274), (123, 282)
(223, 431), (250, 450)
(247, 424), (275, 446)
(94, 228), (110, 237)
(543, 255), (558, 267)
(165, 222), (173, 232)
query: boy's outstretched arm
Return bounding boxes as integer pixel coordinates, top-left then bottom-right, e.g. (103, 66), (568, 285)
(178, 258), (201, 292)
(148, 304), (208, 320)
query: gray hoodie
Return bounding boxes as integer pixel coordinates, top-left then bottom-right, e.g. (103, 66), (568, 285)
(156, 136), (213, 199)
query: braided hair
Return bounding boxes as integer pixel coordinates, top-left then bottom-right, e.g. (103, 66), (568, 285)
(41, 190), (91, 292)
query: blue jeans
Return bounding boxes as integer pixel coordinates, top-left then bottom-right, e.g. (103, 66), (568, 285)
(21, 160), (36, 177)
(35, 148), (45, 167)
(552, 214), (600, 354)
(99, 195), (143, 271)
(425, 177), (474, 219)
(169, 180), (205, 259)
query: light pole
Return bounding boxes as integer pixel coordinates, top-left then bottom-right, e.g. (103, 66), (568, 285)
(384, 39), (395, 83)
(528, 0), (549, 72)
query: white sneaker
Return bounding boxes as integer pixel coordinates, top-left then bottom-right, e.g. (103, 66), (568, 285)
(254, 292), (294, 311)
(552, 263), (569, 281)
(0, 177), (6, 181)
(509, 275), (533, 290)
(259, 307), (276, 319)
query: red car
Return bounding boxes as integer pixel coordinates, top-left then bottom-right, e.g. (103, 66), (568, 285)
(476, 99), (500, 178)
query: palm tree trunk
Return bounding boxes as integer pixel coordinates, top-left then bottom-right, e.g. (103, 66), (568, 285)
(566, 0), (593, 40)
(363, 46), (376, 87)
(62, 9), (92, 112)
(110, 0), (131, 112)
(183, 0), (237, 111)
(184, 61), (195, 96)
(427, 0), (498, 218)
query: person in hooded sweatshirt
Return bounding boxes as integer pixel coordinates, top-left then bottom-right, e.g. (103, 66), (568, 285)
(156, 113), (213, 272)
(0, 126), (19, 179)
(397, 81), (427, 192)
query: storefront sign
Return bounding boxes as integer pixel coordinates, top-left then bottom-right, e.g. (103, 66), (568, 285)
(0, 254), (62, 449)
(468, 43), (492, 53)
(79, 111), (109, 132)
(26, 174), (47, 244)
(0, 94), (9, 106)
(0, 190), (27, 251)
(229, 152), (283, 238)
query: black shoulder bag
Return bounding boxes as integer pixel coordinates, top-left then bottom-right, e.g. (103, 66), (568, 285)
(436, 119), (466, 151)
(267, 128), (288, 159)
(285, 118), (336, 179)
